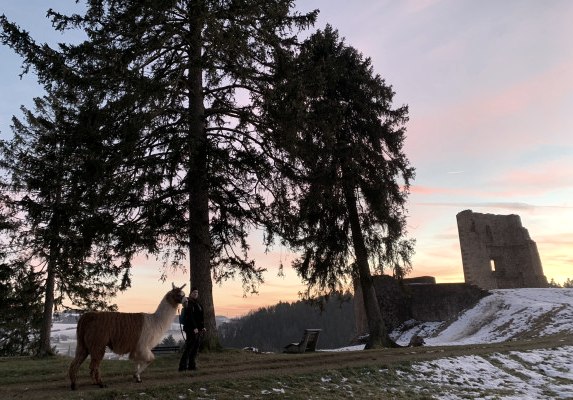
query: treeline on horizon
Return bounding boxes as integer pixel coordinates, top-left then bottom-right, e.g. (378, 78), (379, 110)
(218, 293), (357, 353)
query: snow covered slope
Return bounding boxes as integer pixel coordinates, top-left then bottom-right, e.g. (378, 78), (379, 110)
(392, 288), (573, 346)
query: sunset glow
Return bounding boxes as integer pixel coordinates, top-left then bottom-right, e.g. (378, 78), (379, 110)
(1, 0), (572, 317)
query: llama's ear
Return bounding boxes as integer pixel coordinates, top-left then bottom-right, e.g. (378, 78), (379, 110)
(180, 283), (187, 290)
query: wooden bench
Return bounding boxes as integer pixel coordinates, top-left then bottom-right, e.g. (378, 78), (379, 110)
(283, 329), (322, 353)
(151, 345), (181, 355)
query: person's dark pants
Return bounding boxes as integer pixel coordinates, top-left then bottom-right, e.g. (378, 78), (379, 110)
(179, 332), (202, 371)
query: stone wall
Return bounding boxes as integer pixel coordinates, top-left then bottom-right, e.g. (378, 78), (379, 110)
(407, 282), (488, 321)
(456, 209), (548, 289)
(354, 275), (489, 336)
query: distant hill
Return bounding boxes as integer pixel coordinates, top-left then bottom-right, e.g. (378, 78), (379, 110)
(218, 294), (356, 352)
(215, 315), (231, 326)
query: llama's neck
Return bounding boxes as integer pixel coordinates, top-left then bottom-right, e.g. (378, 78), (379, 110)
(136, 295), (179, 350)
(150, 296), (177, 330)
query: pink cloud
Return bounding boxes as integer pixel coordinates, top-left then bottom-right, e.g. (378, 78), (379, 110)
(410, 185), (443, 195)
(410, 184), (500, 199)
(402, 0), (444, 14)
(407, 60), (573, 162)
(488, 161), (573, 194)
(488, 62), (573, 116)
(410, 160), (573, 199)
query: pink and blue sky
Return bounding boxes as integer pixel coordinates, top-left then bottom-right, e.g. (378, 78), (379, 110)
(1, 1), (572, 316)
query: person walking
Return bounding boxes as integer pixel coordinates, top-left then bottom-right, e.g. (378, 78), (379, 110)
(178, 287), (205, 372)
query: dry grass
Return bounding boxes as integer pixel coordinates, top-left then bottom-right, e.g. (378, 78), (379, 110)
(1, 334), (571, 399)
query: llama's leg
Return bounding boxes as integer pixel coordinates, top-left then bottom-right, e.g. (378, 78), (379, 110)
(132, 350), (155, 383)
(89, 347), (107, 388)
(69, 348), (89, 391)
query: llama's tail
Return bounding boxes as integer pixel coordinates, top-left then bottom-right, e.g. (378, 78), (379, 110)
(75, 314), (89, 352)
(69, 313), (89, 390)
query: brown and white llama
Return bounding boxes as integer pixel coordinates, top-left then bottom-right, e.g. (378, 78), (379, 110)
(69, 283), (187, 390)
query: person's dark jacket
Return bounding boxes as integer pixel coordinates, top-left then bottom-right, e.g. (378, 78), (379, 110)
(182, 299), (204, 334)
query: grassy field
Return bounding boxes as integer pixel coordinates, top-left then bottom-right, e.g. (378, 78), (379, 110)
(0, 351), (432, 400)
(1, 334), (572, 400)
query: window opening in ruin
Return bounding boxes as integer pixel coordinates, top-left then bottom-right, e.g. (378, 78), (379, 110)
(490, 259), (496, 272)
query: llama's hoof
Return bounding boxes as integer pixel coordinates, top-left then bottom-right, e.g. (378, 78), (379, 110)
(70, 383), (77, 391)
(98, 383), (107, 388)
(133, 374), (142, 383)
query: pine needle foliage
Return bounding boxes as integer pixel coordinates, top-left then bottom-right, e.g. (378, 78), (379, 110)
(1, 1), (318, 348)
(263, 26), (415, 348)
(0, 90), (137, 355)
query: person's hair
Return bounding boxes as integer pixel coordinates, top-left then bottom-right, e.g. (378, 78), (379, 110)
(191, 287), (198, 292)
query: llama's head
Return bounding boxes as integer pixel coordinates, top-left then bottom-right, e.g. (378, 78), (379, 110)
(166, 283), (187, 306)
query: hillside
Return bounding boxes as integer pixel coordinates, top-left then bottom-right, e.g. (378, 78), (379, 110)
(389, 288), (573, 347)
(19, 288), (572, 399)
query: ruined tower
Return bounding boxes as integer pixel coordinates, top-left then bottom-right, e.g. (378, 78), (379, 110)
(456, 210), (547, 289)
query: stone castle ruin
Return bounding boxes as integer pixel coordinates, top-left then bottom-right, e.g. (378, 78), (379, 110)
(353, 210), (548, 339)
(456, 209), (548, 289)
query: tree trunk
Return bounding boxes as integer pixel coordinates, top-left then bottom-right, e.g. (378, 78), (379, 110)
(187, 1), (219, 350)
(342, 179), (395, 349)
(38, 181), (62, 357)
(38, 257), (56, 356)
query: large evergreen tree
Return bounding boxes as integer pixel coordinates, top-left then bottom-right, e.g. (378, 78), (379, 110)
(1, 1), (317, 348)
(0, 91), (133, 355)
(264, 27), (415, 348)
(0, 194), (43, 356)
(0, 261), (44, 356)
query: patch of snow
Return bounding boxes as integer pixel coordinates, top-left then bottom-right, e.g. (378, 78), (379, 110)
(404, 346), (573, 399)
(426, 289), (573, 346)
(319, 344), (365, 352)
(316, 288), (573, 399)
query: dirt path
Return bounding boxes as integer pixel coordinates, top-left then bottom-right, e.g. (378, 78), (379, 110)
(3, 334), (572, 399)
